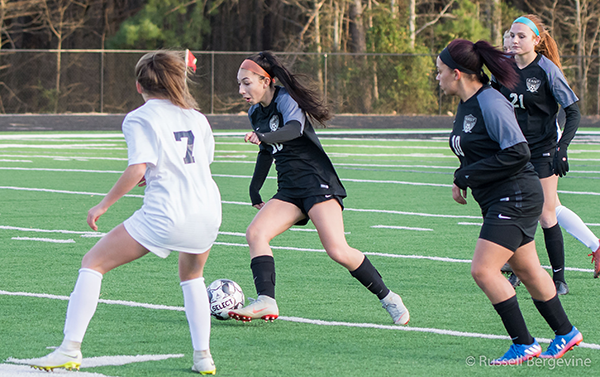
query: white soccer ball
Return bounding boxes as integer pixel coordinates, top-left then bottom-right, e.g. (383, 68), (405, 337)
(206, 279), (245, 320)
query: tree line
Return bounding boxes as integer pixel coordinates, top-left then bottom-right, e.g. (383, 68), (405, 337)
(1, 0), (599, 115)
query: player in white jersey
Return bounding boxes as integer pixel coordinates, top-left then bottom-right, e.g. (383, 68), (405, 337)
(29, 50), (221, 375)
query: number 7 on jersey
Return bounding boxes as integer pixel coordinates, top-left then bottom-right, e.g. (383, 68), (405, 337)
(174, 130), (196, 164)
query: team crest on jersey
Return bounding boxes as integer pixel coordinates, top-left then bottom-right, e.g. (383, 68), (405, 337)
(463, 114), (477, 133)
(269, 115), (280, 132)
(526, 77), (541, 93)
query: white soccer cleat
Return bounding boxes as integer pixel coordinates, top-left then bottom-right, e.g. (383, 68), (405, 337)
(380, 291), (410, 325)
(228, 295), (279, 322)
(192, 349), (216, 375)
(29, 347), (82, 372)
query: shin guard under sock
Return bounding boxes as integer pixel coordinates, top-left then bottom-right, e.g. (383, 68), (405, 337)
(250, 255), (276, 299)
(544, 223), (565, 283)
(350, 256), (390, 299)
(493, 296), (534, 345)
(533, 295), (572, 336)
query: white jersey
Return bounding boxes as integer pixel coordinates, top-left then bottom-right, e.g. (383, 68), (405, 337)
(122, 99), (222, 258)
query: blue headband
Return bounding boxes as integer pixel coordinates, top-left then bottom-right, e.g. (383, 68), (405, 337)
(513, 17), (539, 36)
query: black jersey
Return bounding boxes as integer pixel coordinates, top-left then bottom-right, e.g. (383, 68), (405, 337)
(248, 87), (346, 198)
(449, 86), (541, 219)
(493, 54), (578, 158)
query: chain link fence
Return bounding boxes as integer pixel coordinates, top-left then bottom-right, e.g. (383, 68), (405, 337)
(0, 50), (597, 116)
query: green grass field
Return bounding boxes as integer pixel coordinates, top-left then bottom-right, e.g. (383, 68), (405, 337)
(1, 129), (600, 376)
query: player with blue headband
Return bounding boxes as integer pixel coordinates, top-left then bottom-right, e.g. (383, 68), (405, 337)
(495, 13), (600, 312)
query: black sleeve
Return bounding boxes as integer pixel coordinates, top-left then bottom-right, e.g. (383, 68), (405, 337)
(454, 142), (531, 189)
(249, 148), (273, 206)
(558, 102), (580, 149)
(255, 120), (303, 144)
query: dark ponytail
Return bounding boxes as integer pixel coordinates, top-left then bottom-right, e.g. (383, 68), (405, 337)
(445, 39), (519, 90)
(247, 51), (331, 124)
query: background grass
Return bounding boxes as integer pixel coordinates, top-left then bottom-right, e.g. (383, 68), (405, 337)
(0, 130), (599, 376)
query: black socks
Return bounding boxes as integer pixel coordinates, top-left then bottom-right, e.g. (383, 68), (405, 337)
(493, 296), (534, 345)
(533, 295), (573, 336)
(350, 256), (390, 300)
(250, 255), (276, 299)
(543, 223), (565, 283)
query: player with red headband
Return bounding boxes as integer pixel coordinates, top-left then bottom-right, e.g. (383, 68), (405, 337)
(228, 51), (410, 326)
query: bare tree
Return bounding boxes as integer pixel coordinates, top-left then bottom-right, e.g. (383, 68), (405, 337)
(40, 0), (91, 112)
(490, 0), (502, 46)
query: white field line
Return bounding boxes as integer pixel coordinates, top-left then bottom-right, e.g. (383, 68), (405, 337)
(371, 225), (433, 231)
(0, 186), (144, 199)
(1, 224), (593, 273)
(0, 144), (126, 150)
(211, 174), (455, 188)
(211, 241), (594, 273)
(0, 133), (125, 140)
(459, 221), (600, 227)
(0, 154), (127, 161)
(7, 354), (184, 368)
(11, 237), (75, 243)
(0, 363), (117, 376)
(216, 141), (449, 150)
(0, 186), (481, 220)
(0, 225), (102, 236)
(0, 167), (124, 173)
(1, 289), (598, 351)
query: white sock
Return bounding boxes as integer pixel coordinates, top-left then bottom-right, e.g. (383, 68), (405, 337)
(556, 205), (600, 252)
(63, 268), (103, 343)
(181, 277), (211, 351)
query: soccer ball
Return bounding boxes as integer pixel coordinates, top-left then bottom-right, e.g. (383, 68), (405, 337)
(206, 279), (245, 320)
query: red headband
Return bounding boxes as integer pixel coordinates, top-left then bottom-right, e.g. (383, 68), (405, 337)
(240, 59), (271, 79)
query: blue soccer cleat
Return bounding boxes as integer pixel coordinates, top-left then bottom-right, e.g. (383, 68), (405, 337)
(490, 340), (542, 365)
(540, 326), (582, 359)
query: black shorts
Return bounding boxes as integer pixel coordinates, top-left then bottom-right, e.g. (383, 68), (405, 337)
(479, 216), (538, 252)
(530, 150), (554, 179)
(271, 192), (344, 226)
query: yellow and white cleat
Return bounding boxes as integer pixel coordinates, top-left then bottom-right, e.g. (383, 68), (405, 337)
(30, 347), (82, 372)
(228, 295), (279, 322)
(192, 349), (216, 375)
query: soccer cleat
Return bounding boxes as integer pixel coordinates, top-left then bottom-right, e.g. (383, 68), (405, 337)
(29, 347), (82, 372)
(191, 349), (216, 375)
(588, 245), (600, 278)
(500, 263), (513, 274)
(555, 280), (569, 295)
(380, 291), (410, 325)
(489, 340), (542, 365)
(501, 264), (521, 288)
(540, 326), (583, 359)
(228, 295), (279, 322)
(508, 273), (521, 288)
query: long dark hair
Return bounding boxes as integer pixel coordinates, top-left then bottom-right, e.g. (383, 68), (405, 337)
(446, 39), (519, 90)
(246, 51), (331, 124)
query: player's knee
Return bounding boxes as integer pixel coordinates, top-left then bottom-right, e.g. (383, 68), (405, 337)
(246, 224), (269, 246)
(324, 244), (351, 265)
(470, 265), (489, 285)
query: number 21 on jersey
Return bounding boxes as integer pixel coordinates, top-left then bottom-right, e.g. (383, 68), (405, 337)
(509, 93), (525, 109)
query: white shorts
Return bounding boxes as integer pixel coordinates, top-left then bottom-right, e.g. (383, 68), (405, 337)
(123, 208), (219, 259)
